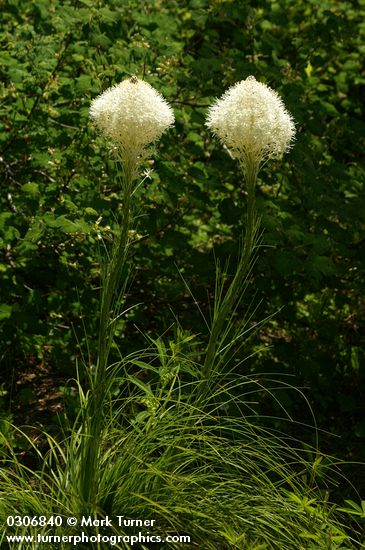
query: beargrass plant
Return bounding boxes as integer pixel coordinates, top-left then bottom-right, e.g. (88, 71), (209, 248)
(201, 76), (295, 387)
(0, 76), (363, 549)
(80, 76), (175, 513)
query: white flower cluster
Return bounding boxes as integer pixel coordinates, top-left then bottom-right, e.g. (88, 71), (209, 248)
(206, 76), (295, 165)
(90, 76), (174, 159)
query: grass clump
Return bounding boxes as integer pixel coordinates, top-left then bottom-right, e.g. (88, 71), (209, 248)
(1, 342), (362, 548)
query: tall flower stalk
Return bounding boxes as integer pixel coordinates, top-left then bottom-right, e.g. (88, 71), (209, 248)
(203, 76), (295, 382)
(79, 76), (174, 511)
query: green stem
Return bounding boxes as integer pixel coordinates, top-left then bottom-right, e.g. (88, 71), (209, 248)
(96, 157), (135, 392)
(202, 156), (259, 382)
(78, 155), (137, 512)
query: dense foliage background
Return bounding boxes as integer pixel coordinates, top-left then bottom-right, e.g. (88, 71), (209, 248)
(1, 0), (364, 495)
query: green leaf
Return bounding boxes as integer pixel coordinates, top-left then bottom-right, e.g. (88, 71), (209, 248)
(0, 304), (12, 321)
(23, 221), (46, 243)
(75, 75), (93, 92)
(22, 182), (40, 196)
(126, 375), (154, 396)
(54, 216), (80, 233)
